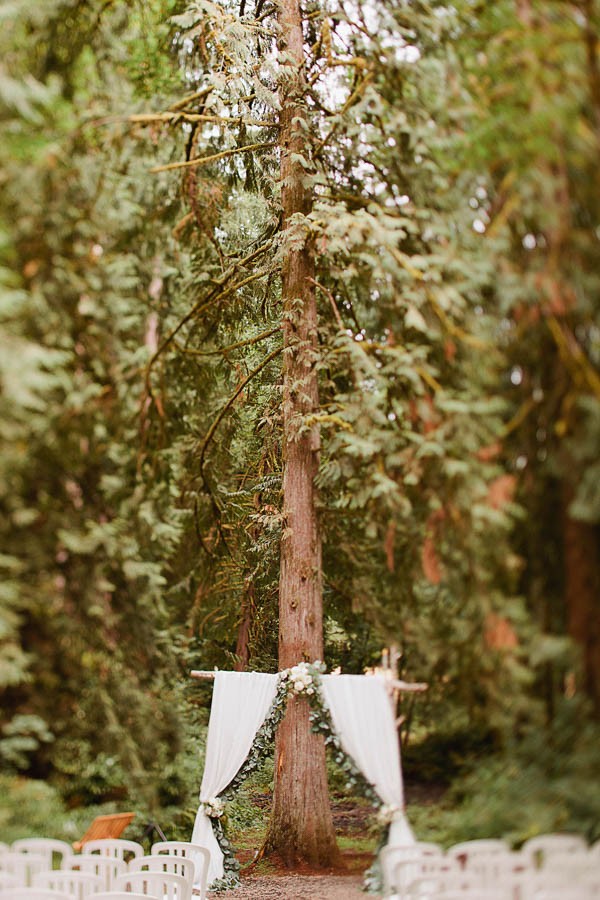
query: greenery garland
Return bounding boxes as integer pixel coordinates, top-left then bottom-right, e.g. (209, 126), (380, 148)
(205, 663), (388, 892)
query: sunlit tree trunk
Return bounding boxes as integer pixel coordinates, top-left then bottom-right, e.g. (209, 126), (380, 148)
(263, 0), (340, 867)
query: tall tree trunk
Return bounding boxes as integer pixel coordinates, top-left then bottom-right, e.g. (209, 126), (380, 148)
(562, 484), (600, 714)
(263, 0), (340, 867)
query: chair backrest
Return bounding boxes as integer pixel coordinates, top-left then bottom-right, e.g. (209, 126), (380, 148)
(448, 839), (510, 864)
(380, 843), (444, 895)
(407, 872), (486, 896)
(64, 856), (127, 890)
(522, 833), (587, 867)
(95, 894), (158, 900)
(0, 890), (72, 900)
(73, 815), (135, 853)
(436, 892), (513, 900)
(33, 868), (104, 899)
(150, 842), (210, 899)
(127, 856), (194, 900)
(114, 870), (188, 900)
(0, 851), (49, 885)
(465, 849), (532, 883)
(543, 850), (596, 874)
(81, 839), (143, 862)
(13, 839), (74, 870)
(389, 856), (458, 897)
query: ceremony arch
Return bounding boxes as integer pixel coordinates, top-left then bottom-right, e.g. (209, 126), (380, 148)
(190, 663), (423, 889)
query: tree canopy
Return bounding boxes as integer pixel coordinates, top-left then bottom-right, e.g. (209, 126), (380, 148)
(1, 0), (599, 852)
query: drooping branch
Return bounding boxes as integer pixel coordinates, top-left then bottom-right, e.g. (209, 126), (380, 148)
(143, 241), (274, 395)
(197, 346), (284, 475)
(129, 112), (277, 128)
(150, 141), (277, 173)
(175, 326), (280, 357)
(169, 86), (214, 112)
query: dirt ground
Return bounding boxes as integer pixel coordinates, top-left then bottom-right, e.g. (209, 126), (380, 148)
(205, 873), (380, 899)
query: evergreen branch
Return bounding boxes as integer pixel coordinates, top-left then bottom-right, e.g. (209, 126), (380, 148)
(308, 277), (344, 329)
(129, 112), (278, 128)
(144, 266), (270, 389)
(144, 241), (274, 391)
(150, 141), (277, 173)
(415, 366), (443, 394)
(168, 87), (214, 111)
(198, 346), (284, 475)
(501, 397), (536, 438)
(546, 315), (600, 400)
(175, 326), (280, 356)
(427, 292), (491, 351)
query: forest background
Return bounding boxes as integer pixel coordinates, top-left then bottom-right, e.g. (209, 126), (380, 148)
(1, 0), (600, 861)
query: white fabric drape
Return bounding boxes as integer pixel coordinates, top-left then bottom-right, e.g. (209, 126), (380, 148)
(320, 674), (414, 847)
(191, 671), (278, 885)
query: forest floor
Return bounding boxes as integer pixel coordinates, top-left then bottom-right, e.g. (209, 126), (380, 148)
(205, 783), (446, 898)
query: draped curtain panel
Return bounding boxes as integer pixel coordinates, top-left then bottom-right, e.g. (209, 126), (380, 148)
(191, 671), (278, 885)
(320, 674), (414, 847)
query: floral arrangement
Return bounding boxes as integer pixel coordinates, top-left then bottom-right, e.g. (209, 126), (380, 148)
(280, 659), (325, 695)
(375, 803), (401, 826)
(201, 796), (225, 819)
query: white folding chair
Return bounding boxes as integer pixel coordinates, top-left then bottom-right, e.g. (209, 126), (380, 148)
(80, 840), (143, 862)
(33, 869), (104, 898)
(113, 870), (187, 900)
(150, 842), (210, 900)
(543, 850), (598, 879)
(0, 851), (49, 886)
(534, 891), (594, 900)
(381, 843), (444, 896)
(448, 839), (511, 867)
(63, 856), (126, 891)
(465, 849), (532, 887)
(0, 890), (72, 900)
(13, 839), (74, 870)
(519, 870), (595, 900)
(523, 834), (587, 868)
(390, 855), (459, 898)
(436, 892), (513, 900)
(94, 894), (158, 900)
(127, 856), (194, 900)
(0, 872), (19, 890)
(407, 872), (487, 896)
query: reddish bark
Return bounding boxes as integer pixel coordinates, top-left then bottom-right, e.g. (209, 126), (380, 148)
(263, 0), (340, 867)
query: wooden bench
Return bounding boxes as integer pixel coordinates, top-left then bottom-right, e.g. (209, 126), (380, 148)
(73, 812), (135, 851)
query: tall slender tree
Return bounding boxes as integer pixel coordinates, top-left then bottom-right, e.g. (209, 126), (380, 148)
(263, 0), (339, 864)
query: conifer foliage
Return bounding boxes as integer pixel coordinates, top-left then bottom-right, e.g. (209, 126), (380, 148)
(1, 0), (599, 857)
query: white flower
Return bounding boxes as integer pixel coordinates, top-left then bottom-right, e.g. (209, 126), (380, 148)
(203, 797), (225, 818)
(306, 687), (314, 695)
(376, 804), (400, 826)
(294, 680), (305, 692)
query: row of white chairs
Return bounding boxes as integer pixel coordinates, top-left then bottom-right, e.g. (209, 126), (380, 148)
(0, 838), (210, 900)
(383, 834), (600, 899)
(0, 893), (157, 900)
